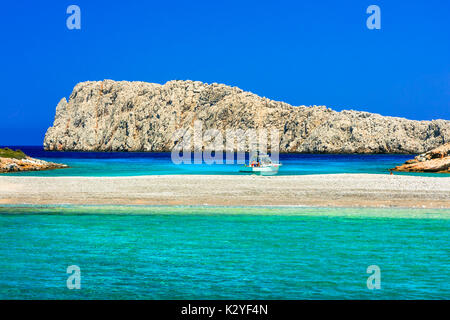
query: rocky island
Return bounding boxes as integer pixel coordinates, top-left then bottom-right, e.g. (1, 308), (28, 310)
(44, 80), (450, 153)
(0, 148), (67, 173)
(392, 143), (450, 173)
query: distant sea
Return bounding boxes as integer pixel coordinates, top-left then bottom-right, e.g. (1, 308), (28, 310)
(0, 206), (449, 299)
(3, 146), (449, 177)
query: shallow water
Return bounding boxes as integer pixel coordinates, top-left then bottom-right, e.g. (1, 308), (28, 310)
(3, 146), (449, 177)
(0, 205), (449, 299)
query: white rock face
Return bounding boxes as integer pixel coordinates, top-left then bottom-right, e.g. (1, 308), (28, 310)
(44, 80), (450, 153)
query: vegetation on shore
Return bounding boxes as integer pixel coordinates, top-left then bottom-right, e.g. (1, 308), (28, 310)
(0, 148), (68, 173)
(0, 147), (26, 159)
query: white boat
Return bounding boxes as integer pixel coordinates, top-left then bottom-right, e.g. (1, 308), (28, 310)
(239, 151), (282, 175)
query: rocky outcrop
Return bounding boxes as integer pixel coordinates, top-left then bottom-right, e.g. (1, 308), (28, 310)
(392, 143), (450, 173)
(44, 80), (450, 153)
(0, 156), (68, 173)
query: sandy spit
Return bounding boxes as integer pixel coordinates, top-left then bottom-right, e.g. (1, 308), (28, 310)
(0, 174), (449, 208)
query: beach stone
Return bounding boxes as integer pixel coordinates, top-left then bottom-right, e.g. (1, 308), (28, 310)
(392, 143), (450, 173)
(0, 156), (68, 173)
(44, 80), (450, 153)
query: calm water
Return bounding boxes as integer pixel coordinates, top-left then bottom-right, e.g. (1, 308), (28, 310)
(0, 206), (449, 299)
(3, 146), (449, 177)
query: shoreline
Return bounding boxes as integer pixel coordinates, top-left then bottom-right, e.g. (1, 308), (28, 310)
(0, 203), (449, 219)
(0, 174), (449, 209)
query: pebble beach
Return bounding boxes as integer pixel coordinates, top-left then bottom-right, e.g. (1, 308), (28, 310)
(1, 174), (449, 208)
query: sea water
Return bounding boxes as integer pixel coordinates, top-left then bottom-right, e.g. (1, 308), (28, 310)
(3, 146), (449, 177)
(0, 205), (448, 299)
(1, 147), (448, 299)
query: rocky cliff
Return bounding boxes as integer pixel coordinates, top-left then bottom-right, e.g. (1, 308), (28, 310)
(44, 80), (450, 153)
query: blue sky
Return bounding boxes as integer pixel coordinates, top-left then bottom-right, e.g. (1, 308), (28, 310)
(0, 0), (449, 145)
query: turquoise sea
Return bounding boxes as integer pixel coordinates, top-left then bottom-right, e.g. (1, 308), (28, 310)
(0, 205), (449, 299)
(1, 147), (449, 299)
(2, 146), (450, 177)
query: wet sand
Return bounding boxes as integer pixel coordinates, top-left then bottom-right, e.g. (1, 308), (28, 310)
(0, 174), (449, 208)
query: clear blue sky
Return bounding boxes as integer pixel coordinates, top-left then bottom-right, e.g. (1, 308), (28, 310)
(1, 0), (449, 145)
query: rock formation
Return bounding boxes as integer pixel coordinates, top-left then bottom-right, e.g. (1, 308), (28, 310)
(392, 143), (450, 173)
(44, 80), (450, 153)
(0, 156), (68, 173)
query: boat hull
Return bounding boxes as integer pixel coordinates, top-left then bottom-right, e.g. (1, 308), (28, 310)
(239, 165), (281, 175)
